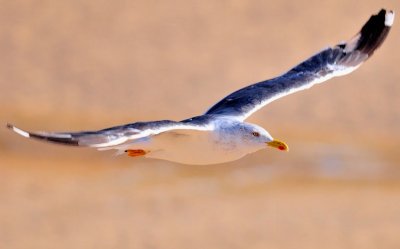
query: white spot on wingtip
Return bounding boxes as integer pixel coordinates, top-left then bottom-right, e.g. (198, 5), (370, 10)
(385, 10), (395, 26)
(11, 126), (30, 138)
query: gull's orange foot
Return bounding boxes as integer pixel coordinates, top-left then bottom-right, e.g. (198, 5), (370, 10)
(125, 149), (148, 157)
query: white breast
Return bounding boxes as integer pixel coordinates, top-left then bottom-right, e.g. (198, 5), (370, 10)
(129, 129), (259, 165)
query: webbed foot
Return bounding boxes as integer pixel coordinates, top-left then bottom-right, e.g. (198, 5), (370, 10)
(125, 149), (148, 157)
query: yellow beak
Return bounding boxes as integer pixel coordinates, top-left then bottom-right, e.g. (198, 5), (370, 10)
(267, 139), (289, 151)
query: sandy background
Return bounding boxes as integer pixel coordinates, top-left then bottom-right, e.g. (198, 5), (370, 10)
(1, 0), (400, 248)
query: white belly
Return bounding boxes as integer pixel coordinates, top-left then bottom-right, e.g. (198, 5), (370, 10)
(126, 130), (260, 165)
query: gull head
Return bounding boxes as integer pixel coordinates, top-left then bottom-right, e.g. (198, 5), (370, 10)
(217, 121), (289, 152)
(242, 123), (289, 152)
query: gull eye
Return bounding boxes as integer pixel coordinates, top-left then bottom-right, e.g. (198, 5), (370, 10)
(252, 131), (260, 137)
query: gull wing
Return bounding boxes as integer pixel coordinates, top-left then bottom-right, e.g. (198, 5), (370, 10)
(7, 117), (213, 149)
(205, 9), (394, 121)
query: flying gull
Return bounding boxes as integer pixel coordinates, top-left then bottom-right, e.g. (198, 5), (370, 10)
(7, 9), (394, 165)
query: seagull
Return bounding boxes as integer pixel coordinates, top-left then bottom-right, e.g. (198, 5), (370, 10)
(7, 9), (394, 165)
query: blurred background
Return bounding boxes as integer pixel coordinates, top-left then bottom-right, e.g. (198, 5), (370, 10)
(1, 0), (400, 248)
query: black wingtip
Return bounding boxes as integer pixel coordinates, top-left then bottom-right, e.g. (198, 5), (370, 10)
(28, 133), (80, 146)
(356, 9), (394, 56)
(7, 123), (80, 146)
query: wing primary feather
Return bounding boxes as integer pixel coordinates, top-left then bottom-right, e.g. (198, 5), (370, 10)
(7, 123), (84, 146)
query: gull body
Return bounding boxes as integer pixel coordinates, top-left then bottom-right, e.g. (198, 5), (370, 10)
(7, 9), (394, 165)
(115, 118), (275, 165)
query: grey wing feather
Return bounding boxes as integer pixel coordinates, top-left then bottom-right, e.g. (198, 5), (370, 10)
(205, 9), (393, 120)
